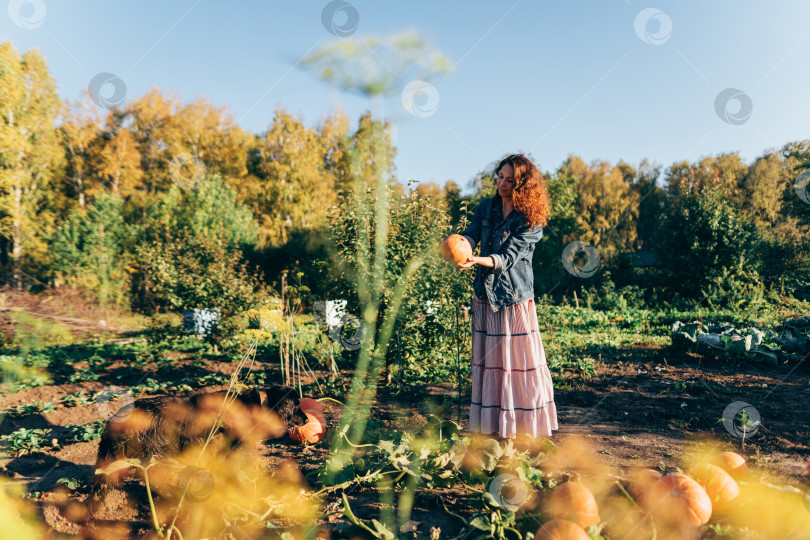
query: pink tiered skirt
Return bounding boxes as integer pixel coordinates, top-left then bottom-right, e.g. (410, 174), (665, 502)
(468, 295), (558, 439)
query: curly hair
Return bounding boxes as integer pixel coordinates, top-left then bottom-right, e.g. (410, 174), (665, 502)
(495, 154), (551, 228)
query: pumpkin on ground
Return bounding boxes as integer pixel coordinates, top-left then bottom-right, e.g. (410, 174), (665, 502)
(289, 411), (326, 445)
(440, 234), (472, 265)
(689, 463), (740, 512)
(289, 397), (327, 445)
(646, 473), (712, 527)
(546, 481), (600, 529)
(713, 451), (748, 480)
(627, 468), (662, 502)
(298, 398), (323, 415)
(535, 519), (589, 540)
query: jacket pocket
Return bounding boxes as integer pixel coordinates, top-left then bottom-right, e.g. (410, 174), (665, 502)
(509, 260), (528, 293)
(492, 272), (514, 303)
(509, 256), (534, 299)
(493, 228), (510, 250)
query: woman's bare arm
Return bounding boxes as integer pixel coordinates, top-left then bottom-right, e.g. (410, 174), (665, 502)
(456, 256), (495, 270)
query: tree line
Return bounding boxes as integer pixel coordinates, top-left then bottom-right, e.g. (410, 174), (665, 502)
(1, 40), (808, 313)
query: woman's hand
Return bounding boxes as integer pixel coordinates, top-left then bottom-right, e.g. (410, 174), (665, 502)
(456, 256), (495, 270)
(455, 257), (477, 270)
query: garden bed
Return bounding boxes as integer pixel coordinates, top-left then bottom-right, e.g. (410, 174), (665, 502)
(1, 331), (808, 538)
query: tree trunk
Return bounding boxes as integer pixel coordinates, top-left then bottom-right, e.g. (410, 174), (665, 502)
(12, 183), (23, 292)
(78, 174), (85, 208)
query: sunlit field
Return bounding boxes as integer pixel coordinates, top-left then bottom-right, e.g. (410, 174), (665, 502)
(2, 1), (810, 539)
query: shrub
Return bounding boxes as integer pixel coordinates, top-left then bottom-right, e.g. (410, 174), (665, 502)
(756, 233), (810, 301)
(580, 270), (646, 311)
(136, 227), (270, 351)
(324, 185), (473, 384)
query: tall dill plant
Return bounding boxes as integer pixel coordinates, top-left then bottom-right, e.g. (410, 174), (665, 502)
(299, 32), (452, 490)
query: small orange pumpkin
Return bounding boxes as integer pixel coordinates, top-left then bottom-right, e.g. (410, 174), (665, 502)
(546, 481), (600, 529)
(440, 234), (472, 265)
(689, 463), (739, 512)
(627, 468), (662, 502)
(646, 473), (712, 527)
(535, 519), (589, 540)
(289, 411), (326, 445)
(713, 451), (747, 480)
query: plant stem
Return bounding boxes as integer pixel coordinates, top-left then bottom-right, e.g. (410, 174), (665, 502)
(317, 397), (346, 406)
(141, 467), (164, 538)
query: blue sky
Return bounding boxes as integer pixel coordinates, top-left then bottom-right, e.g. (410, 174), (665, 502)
(2, 0), (809, 193)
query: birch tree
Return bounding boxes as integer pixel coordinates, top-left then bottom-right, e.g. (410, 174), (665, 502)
(0, 42), (63, 289)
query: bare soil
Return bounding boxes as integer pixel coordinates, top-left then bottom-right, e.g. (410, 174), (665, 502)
(1, 337), (808, 538)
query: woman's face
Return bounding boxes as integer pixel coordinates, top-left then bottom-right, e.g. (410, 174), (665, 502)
(496, 163), (515, 199)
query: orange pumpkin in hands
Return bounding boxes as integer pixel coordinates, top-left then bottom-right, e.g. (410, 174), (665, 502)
(689, 463), (739, 512)
(713, 451), (747, 480)
(546, 481), (600, 529)
(646, 473), (712, 527)
(535, 519), (589, 540)
(440, 234), (472, 265)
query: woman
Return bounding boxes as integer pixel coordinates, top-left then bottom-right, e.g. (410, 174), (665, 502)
(458, 154), (558, 442)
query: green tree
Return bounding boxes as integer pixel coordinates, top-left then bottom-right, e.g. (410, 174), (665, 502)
(326, 186), (466, 383)
(144, 173), (260, 251)
(48, 192), (138, 308)
(741, 151), (789, 230)
(58, 91), (103, 210)
(532, 163), (581, 296)
(566, 155), (639, 263)
(0, 42), (64, 289)
(247, 107), (335, 247)
(441, 180), (464, 227)
(137, 227), (266, 313)
(631, 159), (665, 251)
(656, 175), (759, 300)
(779, 140), (810, 240)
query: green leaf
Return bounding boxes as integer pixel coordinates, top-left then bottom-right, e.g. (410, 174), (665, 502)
(341, 492), (361, 526)
(371, 519), (396, 539)
(448, 440), (467, 468)
(469, 469), (489, 485)
(469, 515), (490, 531)
(482, 490), (501, 508)
(378, 439), (396, 455)
(478, 439), (501, 472)
(540, 438), (558, 454)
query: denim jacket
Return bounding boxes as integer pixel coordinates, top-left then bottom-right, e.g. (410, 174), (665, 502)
(461, 195), (543, 312)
